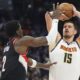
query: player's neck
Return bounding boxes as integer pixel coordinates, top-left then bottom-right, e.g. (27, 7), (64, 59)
(63, 37), (74, 44)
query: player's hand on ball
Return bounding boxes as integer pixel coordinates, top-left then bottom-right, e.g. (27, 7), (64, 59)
(51, 3), (71, 21)
(52, 9), (69, 21)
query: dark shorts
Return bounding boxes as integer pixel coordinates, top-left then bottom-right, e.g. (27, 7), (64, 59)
(1, 66), (27, 80)
(1, 76), (26, 80)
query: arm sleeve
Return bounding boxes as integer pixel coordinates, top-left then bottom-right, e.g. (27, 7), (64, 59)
(46, 19), (59, 45)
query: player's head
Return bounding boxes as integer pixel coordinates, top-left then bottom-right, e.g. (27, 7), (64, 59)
(4, 20), (23, 38)
(63, 20), (77, 39)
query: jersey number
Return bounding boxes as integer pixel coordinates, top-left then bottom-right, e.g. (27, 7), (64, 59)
(2, 56), (6, 72)
(64, 53), (72, 63)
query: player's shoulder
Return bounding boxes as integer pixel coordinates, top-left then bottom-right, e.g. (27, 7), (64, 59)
(49, 39), (62, 52)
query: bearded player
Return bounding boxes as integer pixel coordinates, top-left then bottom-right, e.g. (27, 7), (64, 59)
(45, 3), (80, 80)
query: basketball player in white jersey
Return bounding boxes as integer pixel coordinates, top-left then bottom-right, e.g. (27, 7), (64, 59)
(45, 3), (80, 80)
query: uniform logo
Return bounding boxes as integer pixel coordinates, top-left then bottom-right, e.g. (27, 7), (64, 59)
(60, 45), (77, 52)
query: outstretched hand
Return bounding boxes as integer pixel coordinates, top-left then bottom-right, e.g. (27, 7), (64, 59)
(45, 62), (57, 69)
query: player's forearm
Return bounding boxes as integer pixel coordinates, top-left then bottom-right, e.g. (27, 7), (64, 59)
(28, 58), (49, 69)
(36, 62), (50, 69)
(36, 62), (57, 69)
(32, 36), (48, 47)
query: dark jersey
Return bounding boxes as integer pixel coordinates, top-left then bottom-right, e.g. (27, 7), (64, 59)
(1, 40), (28, 80)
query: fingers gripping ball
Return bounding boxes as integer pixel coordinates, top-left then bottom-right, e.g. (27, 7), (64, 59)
(58, 3), (73, 18)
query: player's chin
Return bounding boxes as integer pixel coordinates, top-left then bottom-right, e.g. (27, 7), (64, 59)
(63, 35), (71, 38)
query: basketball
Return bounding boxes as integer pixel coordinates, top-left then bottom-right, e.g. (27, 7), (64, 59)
(58, 3), (73, 18)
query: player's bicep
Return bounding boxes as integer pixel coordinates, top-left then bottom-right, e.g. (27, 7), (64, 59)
(15, 36), (34, 46)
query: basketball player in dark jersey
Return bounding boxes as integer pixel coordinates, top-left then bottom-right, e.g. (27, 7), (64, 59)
(0, 20), (59, 80)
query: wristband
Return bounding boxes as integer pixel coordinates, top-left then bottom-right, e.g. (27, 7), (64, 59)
(30, 59), (37, 68)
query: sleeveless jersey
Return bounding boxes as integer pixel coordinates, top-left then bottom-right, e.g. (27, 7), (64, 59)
(49, 39), (80, 80)
(1, 40), (28, 80)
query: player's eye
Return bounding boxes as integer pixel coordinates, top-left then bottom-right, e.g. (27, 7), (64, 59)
(63, 26), (67, 28)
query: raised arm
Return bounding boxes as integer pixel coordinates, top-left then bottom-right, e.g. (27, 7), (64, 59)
(72, 5), (80, 45)
(45, 11), (61, 41)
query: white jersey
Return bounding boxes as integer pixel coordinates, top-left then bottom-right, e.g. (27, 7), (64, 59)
(49, 39), (80, 80)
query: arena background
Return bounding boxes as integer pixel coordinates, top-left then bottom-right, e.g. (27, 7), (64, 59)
(0, 0), (80, 80)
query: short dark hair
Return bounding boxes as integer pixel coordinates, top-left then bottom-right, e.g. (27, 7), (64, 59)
(64, 20), (78, 31)
(4, 20), (21, 37)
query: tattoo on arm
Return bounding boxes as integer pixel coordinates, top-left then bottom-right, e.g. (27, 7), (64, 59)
(16, 36), (48, 47)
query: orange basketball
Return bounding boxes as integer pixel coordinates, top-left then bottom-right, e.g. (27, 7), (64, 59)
(58, 3), (73, 18)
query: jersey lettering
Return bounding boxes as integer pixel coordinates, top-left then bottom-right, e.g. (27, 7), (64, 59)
(2, 56), (6, 72)
(64, 53), (72, 63)
(4, 46), (10, 53)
